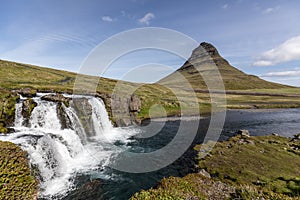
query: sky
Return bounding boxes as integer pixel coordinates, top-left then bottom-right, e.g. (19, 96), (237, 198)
(1, 0), (300, 86)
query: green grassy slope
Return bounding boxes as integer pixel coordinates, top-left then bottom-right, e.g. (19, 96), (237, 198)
(0, 59), (120, 94)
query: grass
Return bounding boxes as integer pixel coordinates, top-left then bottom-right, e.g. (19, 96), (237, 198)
(197, 135), (300, 197)
(0, 141), (38, 200)
(226, 94), (300, 109)
(132, 135), (300, 199)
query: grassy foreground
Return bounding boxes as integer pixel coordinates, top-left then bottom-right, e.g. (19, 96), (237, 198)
(131, 134), (300, 199)
(0, 141), (38, 200)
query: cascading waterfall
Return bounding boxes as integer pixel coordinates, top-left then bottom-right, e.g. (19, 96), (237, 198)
(0, 93), (139, 199)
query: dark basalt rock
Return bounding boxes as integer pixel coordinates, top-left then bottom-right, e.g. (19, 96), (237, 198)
(41, 94), (70, 107)
(71, 98), (94, 138)
(56, 102), (72, 130)
(62, 179), (103, 200)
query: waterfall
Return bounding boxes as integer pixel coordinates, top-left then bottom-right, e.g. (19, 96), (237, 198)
(14, 101), (24, 127)
(0, 94), (139, 199)
(30, 101), (61, 130)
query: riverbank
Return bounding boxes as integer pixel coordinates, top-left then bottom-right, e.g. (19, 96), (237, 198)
(131, 133), (300, 199)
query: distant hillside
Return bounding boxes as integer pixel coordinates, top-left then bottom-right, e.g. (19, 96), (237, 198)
(0, 59), (119, 94)
(158, 42), (291, 90)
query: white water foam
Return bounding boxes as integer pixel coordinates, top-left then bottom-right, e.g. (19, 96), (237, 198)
(0, 95), (139, 199)
(14, 101), (24, 127)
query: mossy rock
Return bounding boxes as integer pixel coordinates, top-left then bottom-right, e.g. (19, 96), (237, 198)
(0, 89), (19, 133)
(15, 88), (37, 98)
(22, 98), (37, 119)
(41, 93), (70, 107)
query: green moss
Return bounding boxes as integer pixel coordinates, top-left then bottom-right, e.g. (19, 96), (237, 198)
(197, 135), (300, 197)
(0, 141), (38, 199)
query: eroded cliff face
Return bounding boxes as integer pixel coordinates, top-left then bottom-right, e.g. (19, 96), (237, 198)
(97, 93), (141, 127)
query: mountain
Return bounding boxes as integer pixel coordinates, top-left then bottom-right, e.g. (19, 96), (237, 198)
(158, 42), (291, 90)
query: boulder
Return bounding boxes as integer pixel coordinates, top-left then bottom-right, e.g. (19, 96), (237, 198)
(15, 88), (37, 97)
(292, 133), (300, 142)
(237, 129), (250, 138)
(41, 94), (70, 107)
(198, 169), (211, 179)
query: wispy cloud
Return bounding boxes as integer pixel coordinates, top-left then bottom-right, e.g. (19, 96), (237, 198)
(262, 70), (300, 77)
(253, 36), (300, 66)
(0, 32), (96, 70)
(102, 16), (114, 22)
(138, 12), (155, 25)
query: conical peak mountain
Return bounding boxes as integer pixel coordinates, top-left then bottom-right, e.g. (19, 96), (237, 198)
(159, 42), (289, 90)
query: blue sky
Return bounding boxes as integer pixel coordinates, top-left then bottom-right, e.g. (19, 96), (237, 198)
(1, 0), (300, 85)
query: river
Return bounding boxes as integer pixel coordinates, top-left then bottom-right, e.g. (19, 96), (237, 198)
(0, 94), (300, 200)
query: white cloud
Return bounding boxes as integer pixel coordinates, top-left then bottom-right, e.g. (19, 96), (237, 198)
(102, 16), (114, 22)
(263, 7), (274, 14)
(263, 70), (300, 77)
(138, 12), (155, 25)
(253, 36), (300, 66)
(262, 6), (280, 14)
(222, 4), (229, 9)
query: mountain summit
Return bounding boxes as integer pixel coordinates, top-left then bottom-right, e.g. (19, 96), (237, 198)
(159, 42), (290, 90)
(180, 42), (229, 70)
